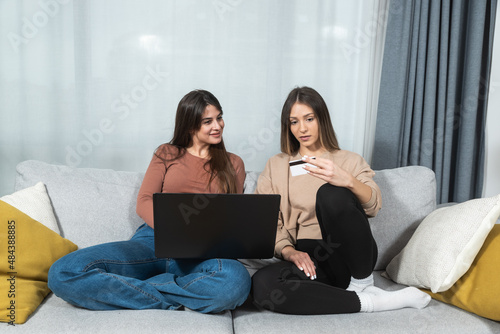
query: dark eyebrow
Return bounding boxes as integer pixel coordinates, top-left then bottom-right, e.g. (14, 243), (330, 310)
(289, 113), (314, 119)
(202, 112), (222, 122)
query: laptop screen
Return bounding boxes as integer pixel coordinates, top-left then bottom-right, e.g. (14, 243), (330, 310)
(153, 193), (280, 259)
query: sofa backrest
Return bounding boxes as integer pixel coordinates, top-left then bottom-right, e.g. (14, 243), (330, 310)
(369, 166), (436, 269)
(15, 160), (145, 249)
(15, 160), (436, 270)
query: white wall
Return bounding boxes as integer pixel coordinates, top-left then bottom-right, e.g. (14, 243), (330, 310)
(483, 3), (500, 198)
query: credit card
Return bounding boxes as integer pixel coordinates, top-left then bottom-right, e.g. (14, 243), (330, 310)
(289, 157), (316, 176)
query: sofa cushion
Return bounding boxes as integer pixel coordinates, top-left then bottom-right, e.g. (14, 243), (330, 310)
(232, 271), (500, 334)
(1, 294), (234, 334)
(423, 224), (500, 321)
(0, 182), (77, 324)
(369, 166), (436, 270)
(243, 171), (260, 194)
(385, 194), (500, 292)
(15, 160), (145, 249)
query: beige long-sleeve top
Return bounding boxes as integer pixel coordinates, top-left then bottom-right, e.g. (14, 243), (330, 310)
(136, 144), (246, 228)
(255, 150), (382, 257)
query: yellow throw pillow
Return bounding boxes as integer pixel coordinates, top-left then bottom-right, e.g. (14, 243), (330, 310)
(0, 183), (77, 325)
(423, 224), (500, 321)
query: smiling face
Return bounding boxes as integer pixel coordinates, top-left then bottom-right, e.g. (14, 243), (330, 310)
(191, 104), (224, 147)
(289, 102), (323, 155)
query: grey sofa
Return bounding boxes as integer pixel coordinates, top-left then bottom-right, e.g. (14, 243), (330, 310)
(5, 160), (500, 333)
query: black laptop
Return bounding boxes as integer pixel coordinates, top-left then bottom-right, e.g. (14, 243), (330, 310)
(153, 193), (281, 259)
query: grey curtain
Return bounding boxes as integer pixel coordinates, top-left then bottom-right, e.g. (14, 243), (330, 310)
(372, 0), (498, 204)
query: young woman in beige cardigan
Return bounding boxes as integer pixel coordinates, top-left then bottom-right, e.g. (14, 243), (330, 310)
(251, 86), (430, 314)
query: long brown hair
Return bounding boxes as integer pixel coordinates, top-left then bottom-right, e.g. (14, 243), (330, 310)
(280, 86), (340, 155)
(155, 90), (238, 193)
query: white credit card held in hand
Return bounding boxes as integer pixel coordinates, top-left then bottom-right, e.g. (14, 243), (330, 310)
(289, 157), (315, 176)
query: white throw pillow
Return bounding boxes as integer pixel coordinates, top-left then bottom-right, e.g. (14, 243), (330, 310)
(1, 181), (59, 234)
(385, 194), (500, 293)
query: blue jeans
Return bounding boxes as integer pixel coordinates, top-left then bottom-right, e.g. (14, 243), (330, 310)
(48, 224), (251, 313)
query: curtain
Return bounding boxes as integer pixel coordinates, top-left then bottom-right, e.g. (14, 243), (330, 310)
(372, 0), (498, 204)
(0, 0), (388, 196)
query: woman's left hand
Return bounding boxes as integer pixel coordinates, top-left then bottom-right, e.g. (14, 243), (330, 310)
(302, 156), (354, 188)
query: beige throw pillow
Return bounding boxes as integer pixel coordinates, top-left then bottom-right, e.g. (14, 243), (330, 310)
(385, 194), (500, 293)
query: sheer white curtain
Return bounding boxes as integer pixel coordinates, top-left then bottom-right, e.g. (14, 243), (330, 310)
(0, 0), (388, 195)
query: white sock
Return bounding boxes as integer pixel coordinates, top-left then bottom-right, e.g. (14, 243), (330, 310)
(358, 286), (431, 313)
(346, 274), (374, 292)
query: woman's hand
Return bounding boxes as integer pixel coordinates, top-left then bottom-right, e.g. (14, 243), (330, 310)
(302, 156), (354, 188)
(281, 246), (316, 280)
(302, 155), (372, 204)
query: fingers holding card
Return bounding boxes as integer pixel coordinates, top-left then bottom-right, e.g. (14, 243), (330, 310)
(289, 157), (316, 176)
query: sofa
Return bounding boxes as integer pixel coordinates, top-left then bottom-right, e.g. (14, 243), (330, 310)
(2, 159), (500, 333)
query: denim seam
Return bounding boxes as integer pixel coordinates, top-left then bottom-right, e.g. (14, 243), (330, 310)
(96, 269), (163, 304)
(180, 258), (223, 289)
(83, 258), (162, 272)
(148, 259), (224, 289)
(146, 273), (216, 289)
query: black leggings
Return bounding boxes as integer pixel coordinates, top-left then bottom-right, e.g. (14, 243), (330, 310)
(252, 184), (378, 314)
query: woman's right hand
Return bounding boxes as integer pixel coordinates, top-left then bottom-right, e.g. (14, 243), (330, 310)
(281, 246), (316, 280)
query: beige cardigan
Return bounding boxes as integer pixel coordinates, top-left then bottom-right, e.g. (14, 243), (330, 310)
(255, 150), (382, 257)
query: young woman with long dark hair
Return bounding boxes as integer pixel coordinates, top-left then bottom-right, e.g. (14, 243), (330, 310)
(48, 90), (251, 313)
